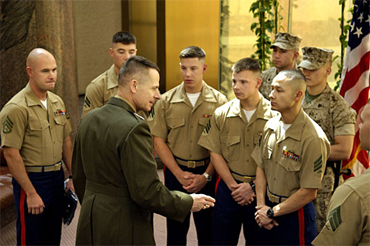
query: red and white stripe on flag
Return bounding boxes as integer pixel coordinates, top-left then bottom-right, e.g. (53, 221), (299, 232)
(339, 0), (370, 179)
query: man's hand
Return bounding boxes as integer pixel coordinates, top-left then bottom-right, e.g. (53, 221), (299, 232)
(255, 205), (279, 229)
(65, 178), (75, 193)
(176, 171), (195, 187)
(27, 192), (45, 215)
(230, 183), (255, 206)
(190, 193), (215, 212)
(183, 174), (207, 193)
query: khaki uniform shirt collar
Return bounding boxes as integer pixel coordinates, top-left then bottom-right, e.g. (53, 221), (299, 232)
(171, 81), (217, 105)
(107, 64), (119, 90)
(24, 83), (58, 108)
(268, 108), (306, 142)
(226, 94), (271, 124)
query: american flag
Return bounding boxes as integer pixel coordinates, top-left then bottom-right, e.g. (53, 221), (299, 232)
(339, 0), (370, 178)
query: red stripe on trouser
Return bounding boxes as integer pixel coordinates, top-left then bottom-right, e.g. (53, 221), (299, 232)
(214, 176), (221, 197)
(298, 207), (305, 246)
(20, 188), (26, 245)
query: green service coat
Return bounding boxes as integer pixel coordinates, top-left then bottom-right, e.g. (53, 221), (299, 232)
(72, 97), (193, 245)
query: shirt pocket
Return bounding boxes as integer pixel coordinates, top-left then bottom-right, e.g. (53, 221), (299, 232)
(167, 118), (186, 143)
(221, 135), (241, 162)
(54, 115), (67, 142)
(198, 117), (209, 129)
(278, 157), (302, 172)
(28, 118), (50, 147)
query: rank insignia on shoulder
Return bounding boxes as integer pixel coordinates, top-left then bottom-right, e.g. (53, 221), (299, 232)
(134, 113), (144, 120)
(3, 116), (13, 134)
(282, 149), (299, 161)
(325, 205), (342, 232)
(84, 96), (91, 108)
(314, 155), (323, 173)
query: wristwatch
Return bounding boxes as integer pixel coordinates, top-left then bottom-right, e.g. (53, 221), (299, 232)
(203, 173), (212, 182)
(267, 207), (274, 219)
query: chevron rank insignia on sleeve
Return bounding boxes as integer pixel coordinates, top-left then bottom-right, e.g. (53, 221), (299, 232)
(84, 96), (91, 108)
(314, 155), (323, 173)
(203, 118), (211, 134)
(325, 205), (342, 232)
(3, 116), (13, 134)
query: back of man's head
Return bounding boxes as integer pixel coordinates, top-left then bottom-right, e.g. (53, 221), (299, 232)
(232, 57), (261, 74)
(278, 69), (306, 93)
(179, 46), (206, 60)
(118, 56), (159, 86)
(113, 31), (136, 45)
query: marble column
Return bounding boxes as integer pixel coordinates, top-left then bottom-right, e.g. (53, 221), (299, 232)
(0, 0), (79, 140)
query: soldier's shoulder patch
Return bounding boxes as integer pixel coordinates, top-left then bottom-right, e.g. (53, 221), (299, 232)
(325, 205), (342, 232)
(203, 118), (212, 135)
(84, 96), (91, 108)
(314, 155), (323, 173)
(3, 116), (13, 134)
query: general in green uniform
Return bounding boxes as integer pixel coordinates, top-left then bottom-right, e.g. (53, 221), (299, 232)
(73, 56), (215, 245)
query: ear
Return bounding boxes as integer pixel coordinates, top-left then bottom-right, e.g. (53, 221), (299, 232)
(326, 66), (332, 77)
(293, 51), (299, 60)
(256, 77), (262, 89)
(295, 90), (304, 101)
(202, 64), (207, 74)
(26, 66), (33, 77)
(109, 48), (114, 57)
(130, 79), (138, 93)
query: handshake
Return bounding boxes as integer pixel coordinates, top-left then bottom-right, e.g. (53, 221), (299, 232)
(190, 194), (216, 212)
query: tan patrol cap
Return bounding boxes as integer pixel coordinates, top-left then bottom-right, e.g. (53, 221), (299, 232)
(270, 32), (302, 50)
(298, 47), (334, 70)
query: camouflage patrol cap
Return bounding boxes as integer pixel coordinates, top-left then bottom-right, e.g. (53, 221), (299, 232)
(270, 32), (302, 50)
(298, 47), (334, 70)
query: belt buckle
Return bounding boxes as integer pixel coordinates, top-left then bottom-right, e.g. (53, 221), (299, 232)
(242, 176), (251, 183)
(54, 163), (61, 171)
(187, 161), (196, 168)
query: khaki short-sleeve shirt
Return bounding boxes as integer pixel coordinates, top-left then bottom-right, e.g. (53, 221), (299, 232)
(312, 168), (370, 245)
(82, 65), (118, 118)
(0, 83), (72, 166)
(198, 96), (276, 181)
(147, 81), (227, 160)
(302, 84), (356, 144)
(252, 109), (330, 199)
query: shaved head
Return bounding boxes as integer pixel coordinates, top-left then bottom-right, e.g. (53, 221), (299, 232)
(274, 69), (306, 93)
(27, 48), (55, 68)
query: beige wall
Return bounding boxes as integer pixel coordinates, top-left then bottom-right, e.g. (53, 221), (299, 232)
(165, 0), (220, 91)
(73, 0), (122, 95)
(131, 0), (157, 63)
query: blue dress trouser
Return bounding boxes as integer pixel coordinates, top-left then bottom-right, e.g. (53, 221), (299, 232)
(260, 199), (317, 245)
(164, 164), (215, 246)
(13, 169), (64, 246)
(212, 179), (264, 246)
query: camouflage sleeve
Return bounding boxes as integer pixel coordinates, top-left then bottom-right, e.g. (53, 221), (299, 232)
(332, 99), (356, 136)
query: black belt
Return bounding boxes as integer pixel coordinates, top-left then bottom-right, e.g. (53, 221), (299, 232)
(230, 170), (255, 183)
(174, 156), (210, 168)
(25, 161), (62, 173)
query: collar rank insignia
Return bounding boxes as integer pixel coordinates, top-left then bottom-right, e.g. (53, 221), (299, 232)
(134, 113), (144, 121)
(282, 149), (299, 161)
(54, 109), (66, 116)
